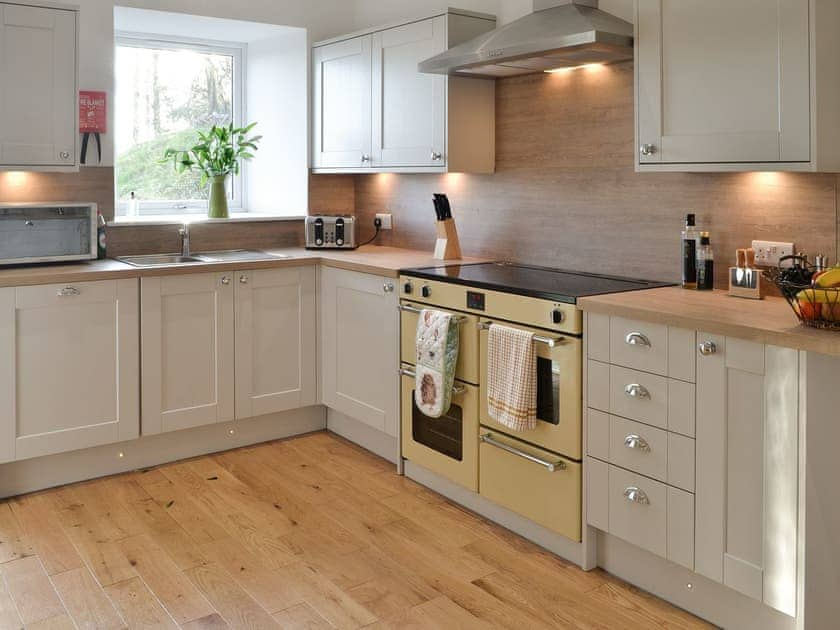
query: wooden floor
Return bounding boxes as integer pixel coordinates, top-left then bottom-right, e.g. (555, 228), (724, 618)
(0, 431), (712, 629)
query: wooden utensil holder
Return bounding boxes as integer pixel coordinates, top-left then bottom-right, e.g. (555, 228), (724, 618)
(434, 218), (462, 260)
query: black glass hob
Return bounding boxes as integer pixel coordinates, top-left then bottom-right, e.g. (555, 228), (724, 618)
(401, 262), (673, 304)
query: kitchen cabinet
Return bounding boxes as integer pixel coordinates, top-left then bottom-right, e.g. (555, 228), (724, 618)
(143, 268), (317, 434)
(695, 335), (799, 617)
(234, 267), (317, 419)
(312, 10), (496, 174)
(586, 314), (800, 617)
(141, 272), (235, 435)
(0, 2), (77, 170)
(320, 266), (399, 436)
(635, 0), (840, 172)
(0, 279), (139, 462)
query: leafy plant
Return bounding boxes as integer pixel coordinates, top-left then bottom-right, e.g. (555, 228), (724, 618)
(161, 122), (262, 184)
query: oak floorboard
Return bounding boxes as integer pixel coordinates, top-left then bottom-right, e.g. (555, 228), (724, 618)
(0, 432), (712, 630)
(51, 566), (126, 629)
(104, 576), (179, 629)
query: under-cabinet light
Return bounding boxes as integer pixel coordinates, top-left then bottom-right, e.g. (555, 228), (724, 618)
(545, 63), (605, 73)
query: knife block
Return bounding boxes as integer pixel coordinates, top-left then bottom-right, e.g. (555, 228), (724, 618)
(728, 267), (764, 299)
(434, 218), (462, 260)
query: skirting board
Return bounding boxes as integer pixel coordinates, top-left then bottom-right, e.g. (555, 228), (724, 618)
(596, 532), (795, 630)
(326, 408), (399, 464)
(403, 459), (589, 568)
(0, 405), (327, 499)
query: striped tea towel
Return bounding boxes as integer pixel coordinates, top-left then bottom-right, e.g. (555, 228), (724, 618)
(487, 323), (537, 432)
(415, 309), (460, 418)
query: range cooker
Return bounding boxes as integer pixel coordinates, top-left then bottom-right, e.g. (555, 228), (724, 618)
(398, 262), (670, 542)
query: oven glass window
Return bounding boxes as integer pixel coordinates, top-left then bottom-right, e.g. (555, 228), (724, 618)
(536, 357), (561, 426)
(412, 393), (463, 461)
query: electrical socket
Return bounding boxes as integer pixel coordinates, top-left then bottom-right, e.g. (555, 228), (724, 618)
(375, 213), (393, 230)
(751, 240), (795, 267)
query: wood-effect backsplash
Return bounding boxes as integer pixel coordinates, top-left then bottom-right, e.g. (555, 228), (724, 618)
(353, 63), (840, 287)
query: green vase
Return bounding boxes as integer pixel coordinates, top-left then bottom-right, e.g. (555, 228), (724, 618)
(208, 175), (229, 219)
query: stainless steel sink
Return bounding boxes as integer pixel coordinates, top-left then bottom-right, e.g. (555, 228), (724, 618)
(118, 253), (213, 267)
(118, 250), (291, 267)
(195, 249), (291, 262)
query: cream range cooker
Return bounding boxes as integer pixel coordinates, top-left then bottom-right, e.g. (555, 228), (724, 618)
(398, 263), (670, 542)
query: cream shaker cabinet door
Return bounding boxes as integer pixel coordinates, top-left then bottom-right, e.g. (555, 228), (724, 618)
(0, 280), (139, 463)
(320, 267), (399, 436)
(371, 16), (447, 168)
(636, 0), (810, 166)
(0, 3), (77, 168)
(234, 267), (317, 419)
(141, 273), (234, 435)
(695, 336), (799, 617)
(312, 35), (373, 169)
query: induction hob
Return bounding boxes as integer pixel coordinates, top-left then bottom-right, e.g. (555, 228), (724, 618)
(401, 262), (673, 304)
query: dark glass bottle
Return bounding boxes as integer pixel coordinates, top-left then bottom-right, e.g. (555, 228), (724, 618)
(696, 233), (714, 291)
(681, 214), (699, 289)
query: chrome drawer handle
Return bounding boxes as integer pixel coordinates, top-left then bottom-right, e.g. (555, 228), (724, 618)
(624, 434), (651, 452)
(58, 286), (80, 297)
(640, 144), (657, 156)
(221, 276), (231, 285)
(480, 433), (565, 472)
(698, 341), (717, 356)
(399, 367), (465, 395)
(624, 384), (650, 400)
(239, 275), (248, 284)
(625, 332), (651, 348)
(624, 486), (650, 505)
(431, 151), (443, 161)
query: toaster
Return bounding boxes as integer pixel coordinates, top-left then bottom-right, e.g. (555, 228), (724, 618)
(305, 215), (357, 249)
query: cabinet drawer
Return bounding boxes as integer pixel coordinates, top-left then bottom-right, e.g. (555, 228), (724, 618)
(400, 302), (479, 384)
(480, 431), (581, 541)
(603, 364), (696, 435)
(608, 415), (668, 482)
(608, 317), (696, 381)
(16, 280), (118, 309)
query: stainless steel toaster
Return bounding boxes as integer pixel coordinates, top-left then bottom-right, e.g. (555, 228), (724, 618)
(305, 215), (357, 249)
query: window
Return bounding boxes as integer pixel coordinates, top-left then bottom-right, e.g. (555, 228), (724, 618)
(114, 35), (245, 216)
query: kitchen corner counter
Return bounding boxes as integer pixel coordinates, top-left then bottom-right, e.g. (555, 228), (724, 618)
(579, 286), (840, 357)
(0, 246), (487, 288)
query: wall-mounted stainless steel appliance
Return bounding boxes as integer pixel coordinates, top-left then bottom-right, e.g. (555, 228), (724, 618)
(399, 262), (670, 542)
(418, 0), (633, 78)
(0, 203), (98, 266)
(305, 215), (357, 249)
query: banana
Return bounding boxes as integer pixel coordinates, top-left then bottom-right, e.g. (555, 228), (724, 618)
(815, 266), (840, 288)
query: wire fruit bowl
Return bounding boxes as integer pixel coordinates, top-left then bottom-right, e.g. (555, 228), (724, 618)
(765, 255), (840, 331)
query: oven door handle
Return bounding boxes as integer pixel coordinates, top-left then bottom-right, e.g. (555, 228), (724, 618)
(480, 433), (566, 472)
(399, 367), (466, 395)
(398, 303), (469, 324)
(477, 321), (563, 347)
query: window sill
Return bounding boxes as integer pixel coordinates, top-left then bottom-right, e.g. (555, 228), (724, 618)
(109, 212), (306, 227)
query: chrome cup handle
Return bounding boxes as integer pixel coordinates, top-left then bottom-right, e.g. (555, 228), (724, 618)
(624, 486), (650, 505)
(624, 383), (651, 400)
(624, 434), (651, 452)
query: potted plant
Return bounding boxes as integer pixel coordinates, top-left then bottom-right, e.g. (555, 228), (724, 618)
(162, 122), (262, 219)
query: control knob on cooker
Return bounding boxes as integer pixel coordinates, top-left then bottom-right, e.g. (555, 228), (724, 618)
(403, 281), (413, 294)
(552, 309), (564, 324)
(421, 285), (432, 298)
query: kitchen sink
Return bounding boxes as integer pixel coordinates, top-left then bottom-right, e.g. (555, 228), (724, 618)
(118, 254), (212, 267)
(118, 250), (291, 267)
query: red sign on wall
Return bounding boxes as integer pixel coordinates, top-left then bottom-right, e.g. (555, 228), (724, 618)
(79, 91), (107, 134)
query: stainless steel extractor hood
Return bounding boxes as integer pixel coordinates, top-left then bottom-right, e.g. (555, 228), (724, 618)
(419, 0), (633, 78)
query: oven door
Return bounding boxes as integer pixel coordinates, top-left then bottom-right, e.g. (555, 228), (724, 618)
(399, 302), (480, 385)
(479, 319), (582, 460)
(400, 367), (479, 491)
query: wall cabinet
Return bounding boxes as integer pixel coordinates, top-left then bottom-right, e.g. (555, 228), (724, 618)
(586, 314), (799, 618)
(312, 10), (496, 174)
(0, 279), (139, 462)
(320, 266), (399, 437)
(636, 0), (840, 172)
(0, 2), (77, 170)
(142, 268), (316, 435)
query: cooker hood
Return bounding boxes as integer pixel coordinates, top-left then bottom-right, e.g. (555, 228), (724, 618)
(419, 0), (633, 78)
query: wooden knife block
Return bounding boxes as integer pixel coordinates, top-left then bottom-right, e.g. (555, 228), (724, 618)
(434, 218), (462, 260)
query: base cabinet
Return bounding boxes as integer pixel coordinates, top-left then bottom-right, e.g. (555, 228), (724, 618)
(142, 268), (316, 435)
(0, 279), (139, 462)
(320, 266), (399, 436)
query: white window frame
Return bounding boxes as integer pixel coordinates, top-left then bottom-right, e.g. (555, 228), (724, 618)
(114, 32), (248, 216)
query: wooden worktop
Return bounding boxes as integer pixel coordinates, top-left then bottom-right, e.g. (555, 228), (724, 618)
(0, 246), (486, 288)
(579, 286), (840, 357)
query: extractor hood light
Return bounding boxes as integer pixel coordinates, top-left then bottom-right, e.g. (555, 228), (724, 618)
(545, 63), (606, 74)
